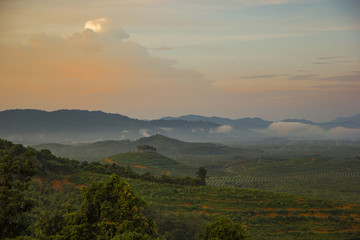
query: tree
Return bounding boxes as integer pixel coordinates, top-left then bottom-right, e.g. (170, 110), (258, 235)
(0, 150), (36, 239)
(197, 167), (207, 185)
(203, 216), (250, 240)
(137, 145), (157, 153)
(59, 174), (157, 240)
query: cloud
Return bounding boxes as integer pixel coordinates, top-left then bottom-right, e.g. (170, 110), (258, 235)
(239, 74), (278, 79)
(265, 122), (325, 137)
(84, 18), (107, 33)
(210, 125), (233, 134)
(0, 24), (212, 116)
(139, 129), (151, 137)
(326, 127), (360, 139)
(288, 74), (317, 80)
(192, 128), (204, 133)
(313, 56), (354, 65)
(259, 121), (360, 140)
(318, 56), (346, 60)
(150, 47), (174, 51)
(313, 61), (354, 65)
(319, 72), (360, 82)
(158, 127), (173, 131)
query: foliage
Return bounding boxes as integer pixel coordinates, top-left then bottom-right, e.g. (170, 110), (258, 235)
(35, 174), (157, 240)
(2, 139), (360, 240)
(197, 167), (207, 185)
(0, 140), (37, 239)
(137, 145), (157, 153)
(203, 216), (250, 240)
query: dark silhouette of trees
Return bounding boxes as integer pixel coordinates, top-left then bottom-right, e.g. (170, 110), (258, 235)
(197, 167), (207, 185)
(137, 145), (157, 153)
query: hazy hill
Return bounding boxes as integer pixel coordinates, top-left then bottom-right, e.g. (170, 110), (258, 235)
(33, 134), (248, 162)
(162, 114), (271, 128)
(0, 109), (218, 144)
(1, 109), (359, 144)
(322, 113), (360, 128)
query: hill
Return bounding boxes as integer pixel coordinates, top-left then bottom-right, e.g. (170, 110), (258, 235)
(0, 109), (218, 144)
(2, 138), (360, 240)
(2, 109), (359, 144)
(101, 151), (197, 176)
(33, 134), (252, 163)
(162, 114), (271, 128)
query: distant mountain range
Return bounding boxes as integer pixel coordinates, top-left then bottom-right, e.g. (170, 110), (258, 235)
(162, 114), (271, 129)
(162, 114), (360, 129)
(0, 109), (359, 144)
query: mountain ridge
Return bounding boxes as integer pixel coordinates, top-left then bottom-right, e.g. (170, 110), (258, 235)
(1, 109), (359, 144)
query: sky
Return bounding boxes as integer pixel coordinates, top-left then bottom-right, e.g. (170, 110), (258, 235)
(0, 0), (359, 122)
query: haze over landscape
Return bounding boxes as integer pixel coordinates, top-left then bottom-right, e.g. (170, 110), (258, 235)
(1, 0), (359, 121)
(1, 1), (360, 240)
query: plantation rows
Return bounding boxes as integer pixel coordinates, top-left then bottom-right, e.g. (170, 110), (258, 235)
(207, 171), (360, 187)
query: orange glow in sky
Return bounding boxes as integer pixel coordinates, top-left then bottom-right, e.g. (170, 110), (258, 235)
(0, 0), (359, 121)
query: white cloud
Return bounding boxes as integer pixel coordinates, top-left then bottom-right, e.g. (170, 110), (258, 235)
(159, 127), (173, 131)
(85, 18), (107, 33)
(192, 128), (204, 133)
(326, 127), (360, 139)
(210, 125), (233, 134)
(259, 121), (360, 140)
(266, 122), (325, 137)
(139, 129), (150, 137)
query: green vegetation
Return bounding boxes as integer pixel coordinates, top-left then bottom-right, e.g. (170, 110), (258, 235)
(2, 138), (360, 239)
(33, 135), (252, 163)
(101, 151), (196, 177)
(203, 216), (249, 240)
(0, 141), (36, 239)
(34, 175), (157, 240)
(206, 156), (360, 204)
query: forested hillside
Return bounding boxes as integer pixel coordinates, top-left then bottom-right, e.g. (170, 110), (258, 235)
(1, 138), (360, 239)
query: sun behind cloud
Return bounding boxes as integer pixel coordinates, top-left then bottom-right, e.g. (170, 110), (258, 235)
(84, 18), (107, 32)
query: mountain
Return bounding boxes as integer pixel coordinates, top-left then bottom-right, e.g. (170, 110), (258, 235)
(162, 114), (360, 140)
(162, 114), (271, 128)
(1, 109), (360, 144)
(282, 119), (315, 124)
(0, 109), (218, 144)
(33, 134), (248, 162)
(322, 114), (360, 128)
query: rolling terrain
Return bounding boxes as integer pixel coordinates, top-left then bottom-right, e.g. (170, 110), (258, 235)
(1, 109), (359, 145)
(100, 151), (197, 176)
(34, 134), (360, 203)
(2, 138), (360, 240)
(33, 134), (253, 163)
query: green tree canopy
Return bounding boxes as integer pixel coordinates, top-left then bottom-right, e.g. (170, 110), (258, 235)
(38, 174), (157, 240)
(203, 216), (250, 240)
(0, 142), (37, 239)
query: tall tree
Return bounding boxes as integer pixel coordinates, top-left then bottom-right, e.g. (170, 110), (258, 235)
(196, 167), (207, 185)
